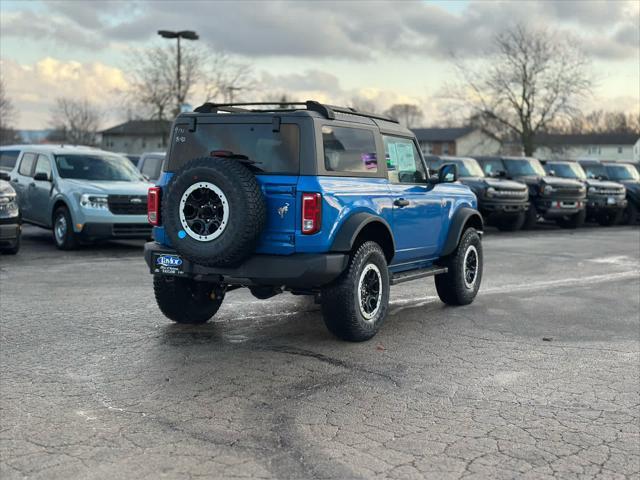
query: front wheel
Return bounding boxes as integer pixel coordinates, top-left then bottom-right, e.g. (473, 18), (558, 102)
(596, 209), (623, 226)
(435, 228), (483, 306)
(556, 209), (586, 229)
(522, 204), (539, 229)
(623, 203), (639, 225)
(153, 275), (225, 324)
(494, 212), (525, 231)
(321, 241), (390, 342)
(1, 234), (20, 255)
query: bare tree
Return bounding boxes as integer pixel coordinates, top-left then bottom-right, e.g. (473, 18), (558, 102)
(125, 45), (255, 120)
(449, 24), (593, 156)
(384, 104), (423, 128)
(49, 98), (102, 146)
(559, 110), (640, 135)
(349, 97), (379, 114)
(0, 79), (20, 145)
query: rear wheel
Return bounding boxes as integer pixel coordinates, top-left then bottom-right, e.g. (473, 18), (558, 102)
(556, 209), (586, 229)
(52, 206), (79, 250)
(153, 275), (225, 324)
(435, 228), (483, 306)
(321, 241), (390, 342)
(494, 212), (525, 231)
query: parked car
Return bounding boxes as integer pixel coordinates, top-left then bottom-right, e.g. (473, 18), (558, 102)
(145, 100), (484, 341)
(0, 171), (21, 254)
(7, 145), (153, 249)
(579, 160), (640, 225)
(426, 155), (529, 231)
(473, 156), (586, 229)
(543, 160), (626, 226)
(0, 145), (22, 173)
(137, 152), (165, 182)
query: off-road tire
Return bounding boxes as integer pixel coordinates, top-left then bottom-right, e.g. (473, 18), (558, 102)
(522, 204), (539, 229)
(0, 234), (20, 255)
(596, 209), (623, 226)
(623, 202), (639, 225)
(495, 212), (525, 231)
(435, 228), (482, 306)
(52, 206), (79, 250)
(164, 157), (266, 267)
(556, 209), (586, 229)
(153, 275), (224, 324)
(321, 242), (390, 342)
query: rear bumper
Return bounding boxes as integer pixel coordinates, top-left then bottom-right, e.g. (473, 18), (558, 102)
(81, 222), (152, 240)
(144, 242), (348, 288)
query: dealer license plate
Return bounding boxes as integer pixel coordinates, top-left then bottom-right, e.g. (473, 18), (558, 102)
(152, 253), (185, 276)
(607, 197), (616, 205)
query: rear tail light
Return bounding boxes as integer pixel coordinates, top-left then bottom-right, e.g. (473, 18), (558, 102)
(301, 193), (322, 234)
(147, 187), (161, 225)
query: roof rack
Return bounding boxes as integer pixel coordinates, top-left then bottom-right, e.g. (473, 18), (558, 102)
(192, 100), (399, 124)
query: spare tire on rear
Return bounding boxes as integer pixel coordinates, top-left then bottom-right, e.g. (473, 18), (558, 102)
(164, 156), (266, 267)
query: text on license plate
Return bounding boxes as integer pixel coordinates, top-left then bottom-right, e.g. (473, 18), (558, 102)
(152, 253), (185, 276)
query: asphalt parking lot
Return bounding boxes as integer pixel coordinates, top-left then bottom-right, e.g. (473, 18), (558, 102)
(1, 224), (639, 479)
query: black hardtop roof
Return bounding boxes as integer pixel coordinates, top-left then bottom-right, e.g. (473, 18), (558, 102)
(180, 100), (415, 138)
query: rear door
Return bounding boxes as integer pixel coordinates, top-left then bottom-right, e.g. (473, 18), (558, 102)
(384, 136), (446, 263)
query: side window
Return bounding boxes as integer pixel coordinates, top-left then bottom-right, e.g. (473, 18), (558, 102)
(383, 136), (427, 184)
(0, 150), (20, 170)
(481, 159), (504, 175)
(141, 156), (163, 179)
(18, 153), (37, 176)
(322, 125), (378, 173)
(34, 155), (52, 180)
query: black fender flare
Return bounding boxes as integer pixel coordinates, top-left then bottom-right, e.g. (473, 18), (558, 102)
(331, 212), (395, 255)
(441, 207), (484, 257)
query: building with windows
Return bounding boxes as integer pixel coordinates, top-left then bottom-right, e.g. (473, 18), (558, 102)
(412, 127), (501, 157)
(534, 133), (639, 162)
(100, 120), (172, 155)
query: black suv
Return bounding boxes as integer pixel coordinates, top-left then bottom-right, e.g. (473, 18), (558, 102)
(579, 160), (640, 225)
(474, 156), (586, 229)
(543, 160), (626, 226)
(426, 155), (529, 231)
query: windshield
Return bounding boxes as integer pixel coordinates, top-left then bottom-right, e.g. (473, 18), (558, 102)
(605, 164), (640, 181)
(503, 158), (546, 177)
(546, 163), (586, 180)
(55, 154), (145, 181)
(581, 163), (607, 179)
(455, 159), (485, 177)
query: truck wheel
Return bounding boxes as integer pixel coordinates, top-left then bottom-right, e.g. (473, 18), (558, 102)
(1, 234), (20, 255)
(321, 241), (390, 342)
(435, 228), (482, 306)
(522, 204), (538, 229)
(596, 209), (623, 226)
(163, 157), (266, 267)
(556, 209), (586, 229)
(52, 206), (79, 250)
(153, 275), (224, 324)
(623, 203), (639, 225)
(495, 212), (525, 231)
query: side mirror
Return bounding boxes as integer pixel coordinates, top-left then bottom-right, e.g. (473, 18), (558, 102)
(438, 163), (458, 183)
(0, 171), (10, 181)
(33, 172), (50, 182)
(548, 170), (556, 176)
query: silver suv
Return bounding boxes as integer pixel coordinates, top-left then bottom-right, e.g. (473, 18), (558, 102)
(6, 145), (152, 249)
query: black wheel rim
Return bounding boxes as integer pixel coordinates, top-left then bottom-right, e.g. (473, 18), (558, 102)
(463, 246), (478, 289)
(358, 264), (382, 320)
(179, 182), (229, 241)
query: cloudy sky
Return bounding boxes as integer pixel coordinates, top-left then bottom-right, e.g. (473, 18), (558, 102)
(1, 0), (638, 129)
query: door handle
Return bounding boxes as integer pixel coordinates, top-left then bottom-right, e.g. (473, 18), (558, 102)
(29, 183), (36, 188)
(394, 198), (410, 207)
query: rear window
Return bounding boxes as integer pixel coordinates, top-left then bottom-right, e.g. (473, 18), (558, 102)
(0, 150), (20, 171)
(323, 125), (377, 173)
(168, 123), (300, 174)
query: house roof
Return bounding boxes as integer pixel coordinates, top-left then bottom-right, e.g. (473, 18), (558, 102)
(537, 132), (639, 146)
(412, 127), (475, 142)
(100, 120), (172, 136)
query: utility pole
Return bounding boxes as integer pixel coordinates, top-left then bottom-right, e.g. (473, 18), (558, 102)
(157, 30), (199, 116)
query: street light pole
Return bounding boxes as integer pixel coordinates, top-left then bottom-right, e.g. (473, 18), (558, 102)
(157, 30), (199, 116)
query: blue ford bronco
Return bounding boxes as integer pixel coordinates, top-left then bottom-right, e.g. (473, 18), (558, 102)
(144, 101), (483, 341)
